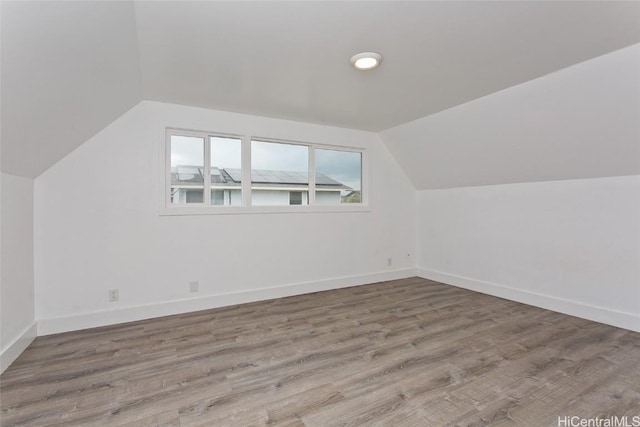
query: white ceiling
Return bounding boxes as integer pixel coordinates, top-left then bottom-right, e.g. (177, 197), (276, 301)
(1, 1), (142, 177)
(135, 1), (640, 131)
(2, 1), (639, 178)
(380, 44), (640, 190)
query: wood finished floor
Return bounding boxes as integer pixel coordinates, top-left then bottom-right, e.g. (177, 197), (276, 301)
(1, 277), (639, 426)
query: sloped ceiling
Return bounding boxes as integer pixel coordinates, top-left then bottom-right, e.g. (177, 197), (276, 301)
(2, 1), (639, 178)
(380, 44), (640, 190)
(134, 1), (640, 132)
(1, 1), (142, 178)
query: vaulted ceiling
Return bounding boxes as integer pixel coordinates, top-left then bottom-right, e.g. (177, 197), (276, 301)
(2, 1), (639, 178)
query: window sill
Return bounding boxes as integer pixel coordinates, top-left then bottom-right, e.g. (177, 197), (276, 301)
(158, 204), (372, 216)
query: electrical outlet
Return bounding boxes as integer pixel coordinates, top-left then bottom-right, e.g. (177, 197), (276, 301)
(387, 257), (393, 267)
(108, 289), (119, 302)
(189, 281), (199, 293)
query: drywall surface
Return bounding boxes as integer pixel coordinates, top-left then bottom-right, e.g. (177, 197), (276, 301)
(34, 101), (416, 333)
(1, 173), (36, 371)
(417, 176), (640, 331)
(380, 43), (640, 189)
(1, 1), (142, 178)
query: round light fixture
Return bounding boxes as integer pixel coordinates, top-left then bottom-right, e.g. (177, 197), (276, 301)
(350, 52), (383, 70)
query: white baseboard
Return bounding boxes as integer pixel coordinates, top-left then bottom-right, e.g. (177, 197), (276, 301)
(1, 322), (37, 374)
(417, 268), (640, 333)
(38, 268), (417, 336)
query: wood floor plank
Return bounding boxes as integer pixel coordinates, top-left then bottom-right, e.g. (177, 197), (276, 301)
(1, 277), (638, 426)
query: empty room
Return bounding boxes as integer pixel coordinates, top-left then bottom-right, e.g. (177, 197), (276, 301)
(1, 1), (639, 426)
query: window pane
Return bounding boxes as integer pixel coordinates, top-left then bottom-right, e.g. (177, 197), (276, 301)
(315, 149), (362, 204)
(170, 135), (204, 204)
(186, 190), (204, 203)
(289, 191), (303, 205)
(211, 190), (224, 205)
(251, 141), (309, 206)
(211, 136), (242, 206)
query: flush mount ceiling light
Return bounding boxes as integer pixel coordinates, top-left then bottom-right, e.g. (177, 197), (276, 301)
(350, 52), (383, 70)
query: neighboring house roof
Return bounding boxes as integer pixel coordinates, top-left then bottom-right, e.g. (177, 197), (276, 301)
(172, 166), (204, 184)
(171, 166), (351, 190)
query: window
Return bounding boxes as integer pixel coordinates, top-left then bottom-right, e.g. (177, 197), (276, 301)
(169, 132), (242, 206)
(251, 140), (309, 206)
(170, 135), (204, 205)
(315, 148), (362, 205)
(210, 136), (242, 206)
(165, 129), (366, 212)
(289, 191), (303, 205)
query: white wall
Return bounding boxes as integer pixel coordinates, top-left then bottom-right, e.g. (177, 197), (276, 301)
(1, 173), (36, 372)
(417, 176), (640, 332)
(34, 101), (416, 334)
(380, 43), (640, 189)
(378, 43), (640, 332)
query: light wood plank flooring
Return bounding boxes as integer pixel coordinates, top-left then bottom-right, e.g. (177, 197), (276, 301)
(1, 277), (639, 426)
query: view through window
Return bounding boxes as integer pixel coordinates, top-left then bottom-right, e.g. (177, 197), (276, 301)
(251, 140), (309, 206)
(170, 135), (204, 204)
(210, 136), (242, 206)
(168, 130), (365, 209)
(315, 148), (362, 204)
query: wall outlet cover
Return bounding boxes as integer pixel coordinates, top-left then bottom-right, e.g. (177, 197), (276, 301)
(189, 281), (199, 293)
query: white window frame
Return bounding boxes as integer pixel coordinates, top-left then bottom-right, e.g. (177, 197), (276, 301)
(160, 128), (370, 215)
